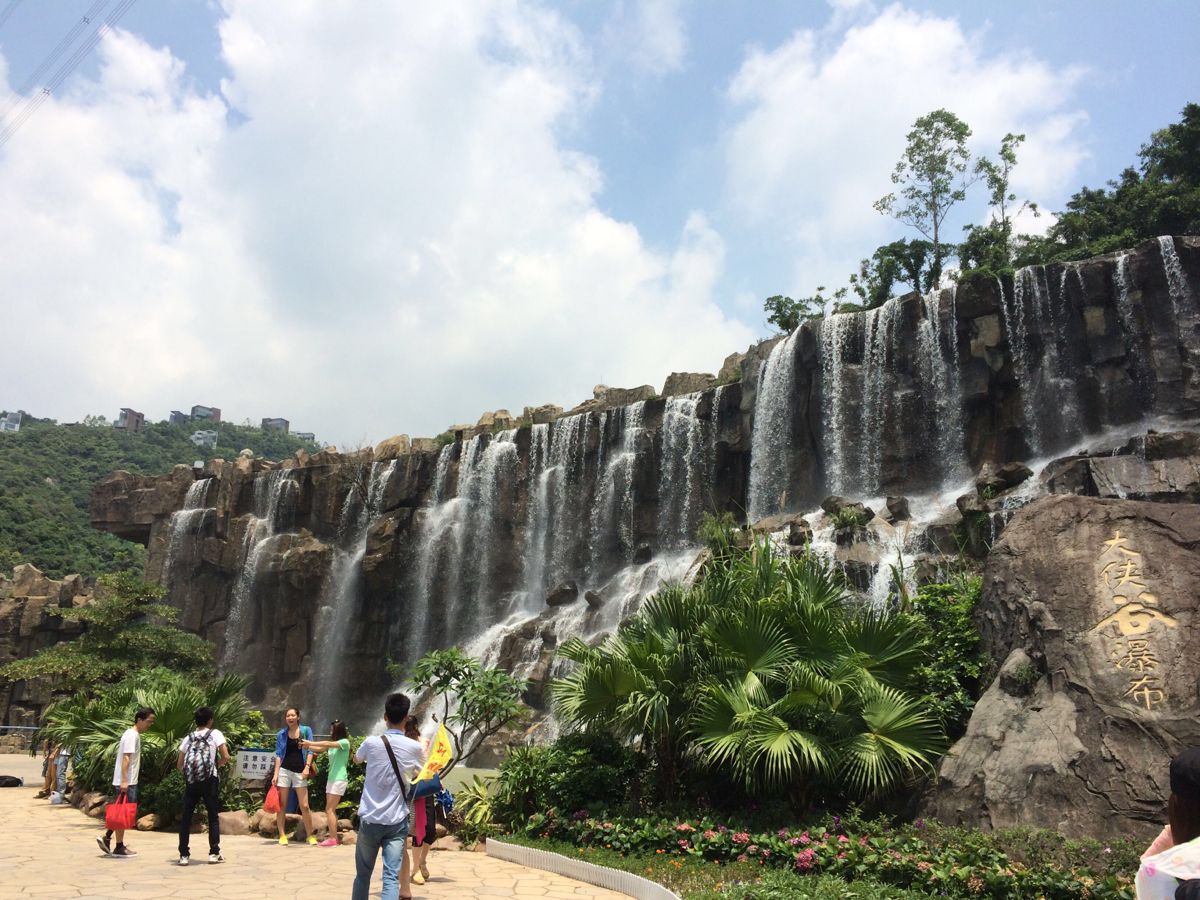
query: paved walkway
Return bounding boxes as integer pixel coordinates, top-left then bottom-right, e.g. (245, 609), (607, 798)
(0, 755), (625, 899)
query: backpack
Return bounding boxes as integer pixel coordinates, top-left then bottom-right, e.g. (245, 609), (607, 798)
(183, 730), (215, 784)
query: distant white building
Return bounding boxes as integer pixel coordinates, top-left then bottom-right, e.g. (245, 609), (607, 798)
(190, 429), (218, 448)
(294, 431), (315, 442)
(0, 411), (22, 433)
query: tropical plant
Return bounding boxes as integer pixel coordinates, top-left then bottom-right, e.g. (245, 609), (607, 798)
(40, 668), (265, 821)
(408, 648), (526, 776)
(553, 541), (946, 807)
(830, 506), (868, 530)
(907, 575), (987, 740)
(763, 291), (839, 333)
(0, 572), (213, 694)
(456, 774), (499, 843)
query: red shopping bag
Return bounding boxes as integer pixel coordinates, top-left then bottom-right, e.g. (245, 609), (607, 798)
(104, 793), (137, 831)
(263, 784), (280, 814)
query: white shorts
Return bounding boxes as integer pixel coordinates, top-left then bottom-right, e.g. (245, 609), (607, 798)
(327, 780), (347, 797)
(276, 769), (307, 789)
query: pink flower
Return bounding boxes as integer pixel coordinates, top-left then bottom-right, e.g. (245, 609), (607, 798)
(732, 832), (751, 844)
(837, 851), (847, 860)
(799, 832), (811, 845)
(794, 849), (816, 871)
(702, 830), (717, 840)
(917, 861), (932, 872)
(858, 836), (868, 846)
(838, 835), (850, 844)
(736, 854), (748, 863)
(746, 845), (759, 854)
(677, 839), (690, 849)
(788, 837), (802, 846)
(675, 823), (695, 832)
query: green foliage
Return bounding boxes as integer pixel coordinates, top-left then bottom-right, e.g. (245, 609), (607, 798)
(1014, 103), (1200, 266)
(40, 668), (263, 823)
(408, 648), (526, 775)
(493, 732), (641, 826)
(1009, 661), (1041, 696)
(830, 507), (868, 530)
(763, 293), (835, 333)
(959, 133), (1039, 280)
(874, 109), (976, 287)
(511, 813), (1138, 899)
(553, 541), (946, 806)
(697, 511), (739, 554)
(456, 774), (499, 844)
(433, 431), (456, 449)
(0, 572), (213, 693)
(0, 414), (320, 578)
(907, 576), (987, 740)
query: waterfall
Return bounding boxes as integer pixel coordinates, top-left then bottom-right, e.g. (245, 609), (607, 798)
(857, 299), (901, 493)
(658, 392), (707, 548)
(221, 468), (298, 670)
(454, 430), (519, 630)
(312, 459), (397, 722)
(589, 403), (647, 570)
(818, 314), (856, 497)
(1159, 236), (1195, 315)
(161, 478), (213, 590)
(748, 330), (798, 521)
(918, 289), (967, 482)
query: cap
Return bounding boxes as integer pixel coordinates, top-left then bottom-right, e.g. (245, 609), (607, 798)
(1170, 748), (1200, 803)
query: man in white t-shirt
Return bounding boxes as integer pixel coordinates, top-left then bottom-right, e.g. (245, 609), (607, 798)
(97, 706), (155, 858)
(352, 692), (425, 900)
(176, 706), (230, 866)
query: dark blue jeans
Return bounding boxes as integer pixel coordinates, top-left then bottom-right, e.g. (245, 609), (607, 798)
(352, 820), (408, 900)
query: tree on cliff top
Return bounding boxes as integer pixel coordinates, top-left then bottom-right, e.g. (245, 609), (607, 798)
(0, 572), (213, 696)
(874, 109), (976, 288)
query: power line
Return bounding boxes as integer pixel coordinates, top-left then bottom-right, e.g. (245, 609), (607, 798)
(0, 0), (111, 124)
(0, 0), (136, 150)
(0, 0), (22, 31)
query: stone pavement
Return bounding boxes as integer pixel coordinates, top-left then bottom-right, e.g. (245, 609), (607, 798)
(0, 755), (626, 899)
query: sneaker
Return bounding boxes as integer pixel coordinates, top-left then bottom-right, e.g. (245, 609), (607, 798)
(306, 835), (319, 845)
(179, 855), (190, 866)
(112, 845), (137, 858)
(208, 853), (224, 864)
(317, 837), (338, 847)
(96, 835), (112, 856)
(278, 835), (289, 846)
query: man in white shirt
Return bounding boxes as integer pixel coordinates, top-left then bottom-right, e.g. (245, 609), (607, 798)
(176, 706), (230, 866)
(352, 692), (425, 900)
(97, 706), (155, 858)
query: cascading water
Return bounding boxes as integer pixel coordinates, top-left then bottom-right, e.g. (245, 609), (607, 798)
(589, 403), (646, 567)
(857, 299), (901, 492)
(161, 477), (213, 591)
(658, 393), (707, 548)
(818, 313), (856, 497)
(1159, 235), (1196, 319)
(748, 330), (798, 520)
(918, 289), (967, 482)
(312, 459), (397, 722)
(222, 468), (298, 670)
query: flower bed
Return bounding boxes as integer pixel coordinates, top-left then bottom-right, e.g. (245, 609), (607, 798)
(513, 812), (1140, 899)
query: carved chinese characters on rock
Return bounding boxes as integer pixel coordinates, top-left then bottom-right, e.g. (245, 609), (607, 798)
(1090, 530), (1177, 710)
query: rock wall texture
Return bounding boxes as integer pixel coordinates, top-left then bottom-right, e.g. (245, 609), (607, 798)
(926, 494), (1200, 840)
(0, 565), (93, 727)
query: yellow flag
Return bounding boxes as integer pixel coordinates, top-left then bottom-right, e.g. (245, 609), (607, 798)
(415, 723), (453, 782)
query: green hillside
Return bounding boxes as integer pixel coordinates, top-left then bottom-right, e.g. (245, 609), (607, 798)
(0, 414), (322, 579)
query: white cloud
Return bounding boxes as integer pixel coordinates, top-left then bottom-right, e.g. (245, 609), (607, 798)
(723, 3), (1088, 293)
(0, 1), (749, 445)
(602, 0), (687, 76)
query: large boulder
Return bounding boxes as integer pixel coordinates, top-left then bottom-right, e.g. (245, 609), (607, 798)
(924, 494), (1200, 839)
(661, 372), (717, 397)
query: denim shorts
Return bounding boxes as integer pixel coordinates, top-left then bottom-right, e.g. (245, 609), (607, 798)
(109, 784), (139, 803)
(276, 769), (307, 789)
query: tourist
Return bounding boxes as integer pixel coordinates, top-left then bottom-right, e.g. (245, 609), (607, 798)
(271, 706), (317, 845)
(352, 692), (424, 900)
(299, 718), (351, 846)
(177, 705), (230, 866)
(1137, 747), (1200, 898)
(97, 706), (155, 857)
(37, 741), (58, 798)
(404, 719), (435, 886)
(53, 742), (70, 798)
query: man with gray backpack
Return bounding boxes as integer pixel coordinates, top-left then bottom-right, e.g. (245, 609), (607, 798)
(176, 706), (230, 866)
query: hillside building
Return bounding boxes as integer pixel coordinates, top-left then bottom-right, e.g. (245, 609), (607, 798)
(190, 405), (221, 422)
(0, 411), (21, 433)
(190, 430), (218, 448)
(114, 408), (145, 434)
(294, 431), (315, 442)
(261, 417), (289, 432)
(169, 410), (190, 425)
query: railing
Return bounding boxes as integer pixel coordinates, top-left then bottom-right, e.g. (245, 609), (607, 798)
(0, 725), (40, 753)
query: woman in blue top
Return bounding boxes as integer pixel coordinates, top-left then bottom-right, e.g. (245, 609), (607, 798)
(270, 707), (316, 845)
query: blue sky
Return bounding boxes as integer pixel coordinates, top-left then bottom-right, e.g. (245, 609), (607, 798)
(1, 1), (1196, 445)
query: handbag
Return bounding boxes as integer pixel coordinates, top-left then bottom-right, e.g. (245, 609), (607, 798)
(411, 775), (441, 800)
(105, 792), (137, 831)
(263, 784), (281, 814)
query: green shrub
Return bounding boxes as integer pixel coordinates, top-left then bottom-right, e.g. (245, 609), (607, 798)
(830, 507), (868, 529)
(907, 575), (987, 740)
(696, 870), (931, 899)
